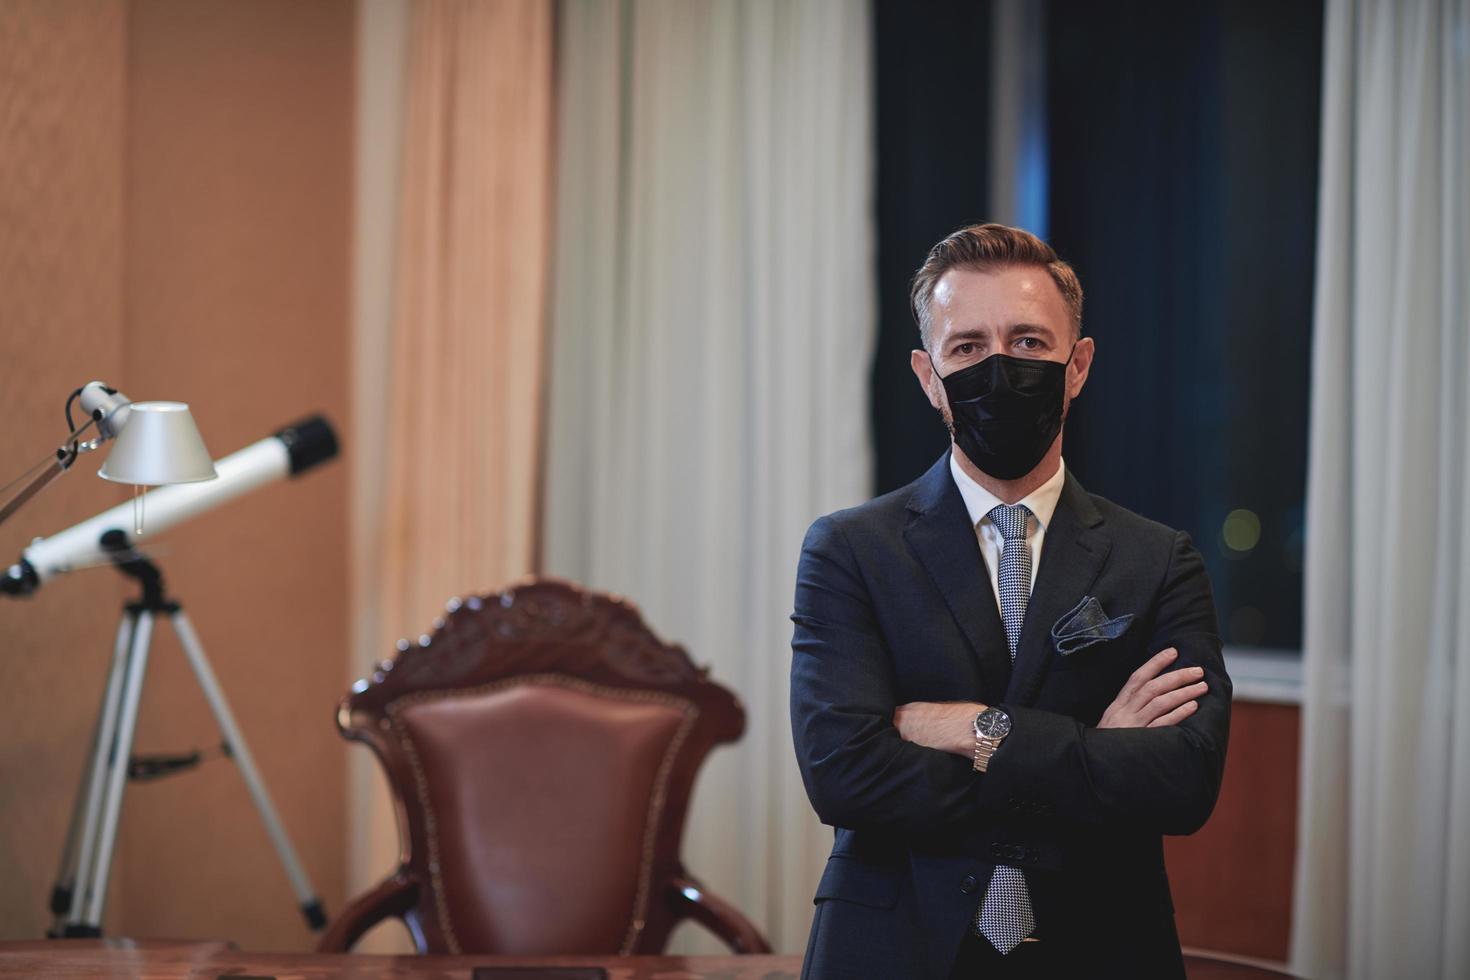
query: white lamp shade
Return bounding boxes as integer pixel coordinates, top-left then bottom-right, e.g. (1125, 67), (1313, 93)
(98, 401), (217, 485)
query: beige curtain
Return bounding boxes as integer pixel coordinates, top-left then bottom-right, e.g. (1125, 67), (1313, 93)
(381, 0), (552, 633)
(350, 0), (553, 948)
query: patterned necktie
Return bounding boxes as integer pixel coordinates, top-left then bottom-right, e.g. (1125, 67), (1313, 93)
(976, 503), (1037, 954)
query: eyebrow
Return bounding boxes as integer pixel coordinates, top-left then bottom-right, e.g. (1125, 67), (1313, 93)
(945, 322), (1059, 346)
(1007, 322), (1056, 338)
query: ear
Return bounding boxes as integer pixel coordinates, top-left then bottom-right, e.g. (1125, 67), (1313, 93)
(1066, 336), (1095, 401)
(911, 348), (945, 412)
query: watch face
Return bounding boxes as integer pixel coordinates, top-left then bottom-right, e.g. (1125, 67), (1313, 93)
(975, 708), (1012, 739)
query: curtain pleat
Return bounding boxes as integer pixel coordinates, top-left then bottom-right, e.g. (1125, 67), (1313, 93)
(381, 0), (552, 640)
(353, 0), (553, 949)
(543, 0), (874, 953)
(1291, 1), (1470, 976)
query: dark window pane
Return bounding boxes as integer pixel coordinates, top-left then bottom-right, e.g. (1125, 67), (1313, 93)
(1046, 0), (1322, 650)
(871, 0), (993, 495)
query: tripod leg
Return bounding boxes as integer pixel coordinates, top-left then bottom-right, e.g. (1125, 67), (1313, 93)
(168, 609), (326, 930)
(48, 733), (90, 927)
(81, 610), (155, 930)
(55, 613), (136, 935)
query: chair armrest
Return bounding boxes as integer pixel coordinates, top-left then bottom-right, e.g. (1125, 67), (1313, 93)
(316, 873), (421, 953)
(668, 874), (772, 954)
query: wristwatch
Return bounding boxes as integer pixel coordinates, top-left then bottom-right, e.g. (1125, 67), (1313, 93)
(972, 706), (1012, 772)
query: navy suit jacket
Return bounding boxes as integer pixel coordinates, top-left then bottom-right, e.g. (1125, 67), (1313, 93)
(790, 454), (1231, 979)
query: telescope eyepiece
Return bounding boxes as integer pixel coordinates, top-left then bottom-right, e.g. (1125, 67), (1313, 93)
(275, 416), (338, 476)
(1, 559), (39, 597)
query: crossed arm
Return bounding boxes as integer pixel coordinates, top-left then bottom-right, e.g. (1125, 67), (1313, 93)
(892, 646), (1210, 756)
(790, 516), (1231, 840)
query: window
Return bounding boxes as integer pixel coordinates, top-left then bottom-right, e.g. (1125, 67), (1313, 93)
(873, 0), (1324, 654)
(1046, 0), (1322, 652)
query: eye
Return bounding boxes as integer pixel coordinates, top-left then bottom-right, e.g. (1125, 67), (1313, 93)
(1016, 337), (1044, 352)
(954, 342), (976, 357)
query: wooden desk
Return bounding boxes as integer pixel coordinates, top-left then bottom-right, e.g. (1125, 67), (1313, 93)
(1, 942), (793, 980)
(0, 940), (1300, 979)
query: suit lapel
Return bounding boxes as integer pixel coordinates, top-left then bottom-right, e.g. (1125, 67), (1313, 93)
(902, 454), (1012, 697)
(1004, 473), (1111, 706)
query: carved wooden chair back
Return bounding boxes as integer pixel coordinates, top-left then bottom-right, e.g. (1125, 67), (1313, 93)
(317, 578), (770, 956)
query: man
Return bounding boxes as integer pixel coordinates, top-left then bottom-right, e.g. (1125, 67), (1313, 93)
(790, 224), (1230, 979)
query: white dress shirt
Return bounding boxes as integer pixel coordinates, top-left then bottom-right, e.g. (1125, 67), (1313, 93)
(948, 454), (1067, 614)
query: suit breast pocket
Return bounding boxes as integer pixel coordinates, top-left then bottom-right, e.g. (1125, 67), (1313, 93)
(1050, 634), (1134, 674)
(1042, 638), (1144, 724)
(813, 855), (902, 910)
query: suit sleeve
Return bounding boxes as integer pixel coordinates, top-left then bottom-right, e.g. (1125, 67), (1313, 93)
(981, 530), (1232, 835)
(790, 515), (991, 835)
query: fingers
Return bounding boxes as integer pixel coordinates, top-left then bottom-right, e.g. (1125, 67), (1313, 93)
(1138, 664), (1205, 703)
(1144, 679), (1208, 720)
(1099, 648), (1210, 729)
(1120, 648), (1178, 699)
(1147, 699), (1200, 728)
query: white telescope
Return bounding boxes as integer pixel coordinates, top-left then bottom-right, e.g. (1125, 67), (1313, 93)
(2, 416), (337, 596)
(5, 411), (339, 935)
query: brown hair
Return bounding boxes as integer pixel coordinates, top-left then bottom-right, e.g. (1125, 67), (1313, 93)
(909, 223), (1084, 347)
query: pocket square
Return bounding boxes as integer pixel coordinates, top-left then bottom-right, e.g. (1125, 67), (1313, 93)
(1050, 595), (1134, 656)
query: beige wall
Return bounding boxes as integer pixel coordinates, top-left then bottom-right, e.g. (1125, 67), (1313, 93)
(0, 0), (353, 950)
(0, 0), (130, 941)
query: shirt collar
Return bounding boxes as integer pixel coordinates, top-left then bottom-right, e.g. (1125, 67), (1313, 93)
(948, 453), (1067, 532)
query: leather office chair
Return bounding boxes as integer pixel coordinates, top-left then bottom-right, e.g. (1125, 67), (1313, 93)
(319, 578), (771, 956)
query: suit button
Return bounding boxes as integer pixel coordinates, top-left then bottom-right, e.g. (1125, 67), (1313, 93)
(989, 844), (1006, 860)
(960, 874), (978, 894)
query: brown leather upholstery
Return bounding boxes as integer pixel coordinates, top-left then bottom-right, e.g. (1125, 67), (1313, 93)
(396, 682), (690, 953)
(320, 579), (771, 956)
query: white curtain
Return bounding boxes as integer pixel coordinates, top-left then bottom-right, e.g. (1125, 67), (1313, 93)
(543, 0), (874, 954)
(1292, 1), (1470, 977)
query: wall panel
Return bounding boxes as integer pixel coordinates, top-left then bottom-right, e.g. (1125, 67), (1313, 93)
(115, 0), (354, 949)
(1166, 700), (1300, 961)
(0, 0), (128, 941)
(0, 0), (353, 951)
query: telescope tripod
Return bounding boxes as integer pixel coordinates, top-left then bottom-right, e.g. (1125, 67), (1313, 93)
(48, 533), (324, 936)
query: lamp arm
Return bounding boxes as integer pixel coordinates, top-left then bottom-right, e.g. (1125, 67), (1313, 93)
(0, 418), (99, 530)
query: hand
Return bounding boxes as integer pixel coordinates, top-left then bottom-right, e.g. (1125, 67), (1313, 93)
(893, 701), (984, 757)
(1098, 648), (1207, 729)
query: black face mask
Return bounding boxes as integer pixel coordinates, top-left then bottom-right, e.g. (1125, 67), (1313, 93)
(932, 349), (1074, 481)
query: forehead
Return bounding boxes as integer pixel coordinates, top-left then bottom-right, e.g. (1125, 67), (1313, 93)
(929, 265), (1072, 339)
